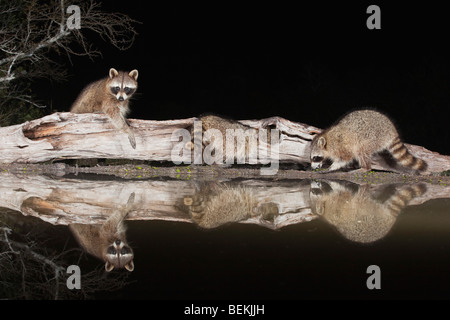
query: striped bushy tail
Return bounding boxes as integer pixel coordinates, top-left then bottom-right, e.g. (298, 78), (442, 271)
(387, 137), (428, 173)
(386, 184), (427, 216)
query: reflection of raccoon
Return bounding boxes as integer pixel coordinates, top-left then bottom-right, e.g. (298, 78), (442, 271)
(69, 193), (135, 272)
(309, 180), (427, 243)
(182, 182), (279, 229)
(310, 110), (428, 174)
(186, 114), (275, 164)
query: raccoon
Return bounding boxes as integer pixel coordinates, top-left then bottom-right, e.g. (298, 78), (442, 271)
(69, 193), (135, 272)
(310, 110), (427, 174)
(70, 68), (139, 149)
(181, 182), (279, 229)
(185, 114), (275, 165)
(309, 180), (427, 243)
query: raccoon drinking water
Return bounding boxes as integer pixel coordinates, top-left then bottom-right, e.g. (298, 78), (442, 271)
(70, 68), (139, 149)
(310, 110), (427, 174)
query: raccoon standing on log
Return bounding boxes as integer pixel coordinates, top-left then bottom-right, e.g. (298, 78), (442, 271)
(70, 68), (139, 149)
(310, 110), (428, 174)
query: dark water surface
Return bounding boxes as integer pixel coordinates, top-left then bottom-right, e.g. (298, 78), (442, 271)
(1, 176), (450, 300)
(108, 199), (450, 300)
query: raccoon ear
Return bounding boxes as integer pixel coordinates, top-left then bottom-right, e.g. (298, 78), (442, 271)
(129, 69), (138, 81)
(317, 136), (327, 149)
(125, 260), (134, 272)
(109, 68), (119, 79)
(105, 261), (115, 272)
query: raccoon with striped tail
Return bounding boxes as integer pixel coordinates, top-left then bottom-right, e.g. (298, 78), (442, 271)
(310, 110), (428, 174)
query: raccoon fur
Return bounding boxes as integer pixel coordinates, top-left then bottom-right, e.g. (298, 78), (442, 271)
(310, 110), (427, 174)
(70, 68), (138, 149)
(309, 180), (427, 243)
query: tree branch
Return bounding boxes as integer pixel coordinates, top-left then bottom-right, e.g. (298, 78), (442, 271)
(0, 0), (139, 113)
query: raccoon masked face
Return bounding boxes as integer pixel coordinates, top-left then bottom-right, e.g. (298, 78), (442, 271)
(108, 68), (138, 102)
(104, 239), (134, 272)
(310, 136), (333, 170)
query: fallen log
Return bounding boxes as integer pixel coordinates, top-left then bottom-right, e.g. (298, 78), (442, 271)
(0, 112), (448, 174)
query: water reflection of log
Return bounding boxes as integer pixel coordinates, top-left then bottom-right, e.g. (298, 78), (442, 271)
(0, 173), (314, 229)
(1, 173), (449, 230)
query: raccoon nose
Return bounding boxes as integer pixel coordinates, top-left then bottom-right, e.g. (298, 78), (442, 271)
(118, 96), (124, 101)
(115, 240), (121, 245)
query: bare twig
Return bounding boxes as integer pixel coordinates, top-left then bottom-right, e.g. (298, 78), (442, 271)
(0, 0), (139, 120)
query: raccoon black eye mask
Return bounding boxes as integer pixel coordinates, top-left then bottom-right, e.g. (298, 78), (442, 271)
(70, 68), (139, 149)
(310, 110), (427, 174)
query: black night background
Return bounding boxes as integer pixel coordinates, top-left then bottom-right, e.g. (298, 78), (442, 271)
(38, 2), (450, 156)
(3, 1), (450, 305)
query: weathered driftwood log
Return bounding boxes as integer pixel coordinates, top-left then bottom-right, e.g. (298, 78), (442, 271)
(0, 112), (449, 174)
